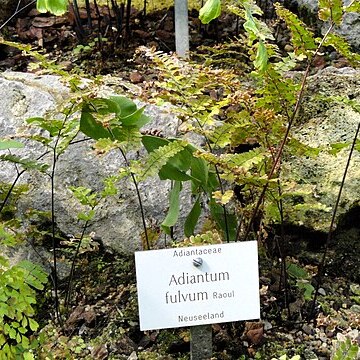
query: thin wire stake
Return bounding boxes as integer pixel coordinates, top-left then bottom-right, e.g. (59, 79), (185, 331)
(310, 121), (360, 318)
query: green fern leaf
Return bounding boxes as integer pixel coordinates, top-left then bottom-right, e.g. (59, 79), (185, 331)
(221, 148), (265, 172)
(0, 154), (49, 172)
(161, 181), (182, 235)
(323, 33), (360, 66)
(136, 140), (188, 181)
(0, 140), (24, 150)
(184, 197), (202, 237)
(318, 0), (343, 24)
(209, 123), (233, 148)
(111, 126), (142, 151)
(344, 0), (360, 13)
(275, 3), (317, 57)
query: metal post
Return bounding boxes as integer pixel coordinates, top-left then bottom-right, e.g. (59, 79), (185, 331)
(190, 325), (212, 360)
(174, 0), (189, 58)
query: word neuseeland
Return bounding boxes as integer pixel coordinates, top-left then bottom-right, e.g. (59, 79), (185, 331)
(178, 311), (225, 323)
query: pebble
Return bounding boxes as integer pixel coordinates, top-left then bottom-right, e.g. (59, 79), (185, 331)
(318, 288), (326, 296)
(127, 351), (138, 360)
(263, 320), (273, 330)
(319, 332), (327, 343)
(302, 324), (315, 335)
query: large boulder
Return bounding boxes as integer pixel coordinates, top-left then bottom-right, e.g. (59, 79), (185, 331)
(0, 71), (193, 257)
(1, 67), (359, 261)
(283, 66), (360, 232)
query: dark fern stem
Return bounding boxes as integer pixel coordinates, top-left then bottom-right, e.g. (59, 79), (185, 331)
(118, 148), (150, 250)
(71, 0), (85, 42)
(275, 181), (291, 319)
(309, 121), (360, 319)
(49, 107), (77, 325)
(64, 217), (92, 308)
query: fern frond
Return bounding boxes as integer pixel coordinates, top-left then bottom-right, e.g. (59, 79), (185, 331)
(221, 149), (266, 171)
(0, 154), (49, 172)
(275, 3), (317, 57)
(135, 140), (188, 181)
(179, 230), (223, 246)
(208, 123), (233, 148)
(344, 0), (360, 13)
(318, 0), (343, 25)
(323, 33), (360, 66)
(112, 126), (143, 152)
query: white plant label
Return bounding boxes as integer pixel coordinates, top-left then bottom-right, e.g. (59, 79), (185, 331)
(135, 241), (260, 331)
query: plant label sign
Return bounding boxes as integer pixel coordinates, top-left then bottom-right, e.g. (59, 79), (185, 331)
(135, 241), (260, 331)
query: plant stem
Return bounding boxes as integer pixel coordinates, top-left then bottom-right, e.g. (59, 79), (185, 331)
(49, 109), (75, 325)
(119, 148), (150, 250)
(64, 217), (91, 308)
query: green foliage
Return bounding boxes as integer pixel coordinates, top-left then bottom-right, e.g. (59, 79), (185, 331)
(2, 0), (360, 353)
(80, 96), (148, 152)
(318, 0), (343, 24)
(199, 0), (221, 24)
(332, 337), (360, 360)
(0, 154), (49, 173)
(286, 263), (314, 301)
(140, 0), (358, 242)
(0, 238), (47, 359)
(134, 140), (188, 181)
(344, 0), (360, 13)
(275, 3), (317, 57)
(233, 0), (274, 72)
(176, 230), (223, 247)
(0, 140), (24, 150)
(161, 181), (182, 234)
(271, 355), (300, 360)
(0, 39), (71, 77)
(184, 197), (202, 237)
(36, 0), (68, 16)
(323, 33), (360, 66)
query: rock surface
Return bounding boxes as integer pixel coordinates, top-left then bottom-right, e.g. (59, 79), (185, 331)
(1, 68), (360, 258)
(0, 71), (192, 257)
(284, 67), (360, 231)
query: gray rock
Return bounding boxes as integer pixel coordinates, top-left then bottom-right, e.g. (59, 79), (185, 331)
(0, 71), (194, 261)
(317, 288), (326, 296)
(283, 67), (360, 231)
